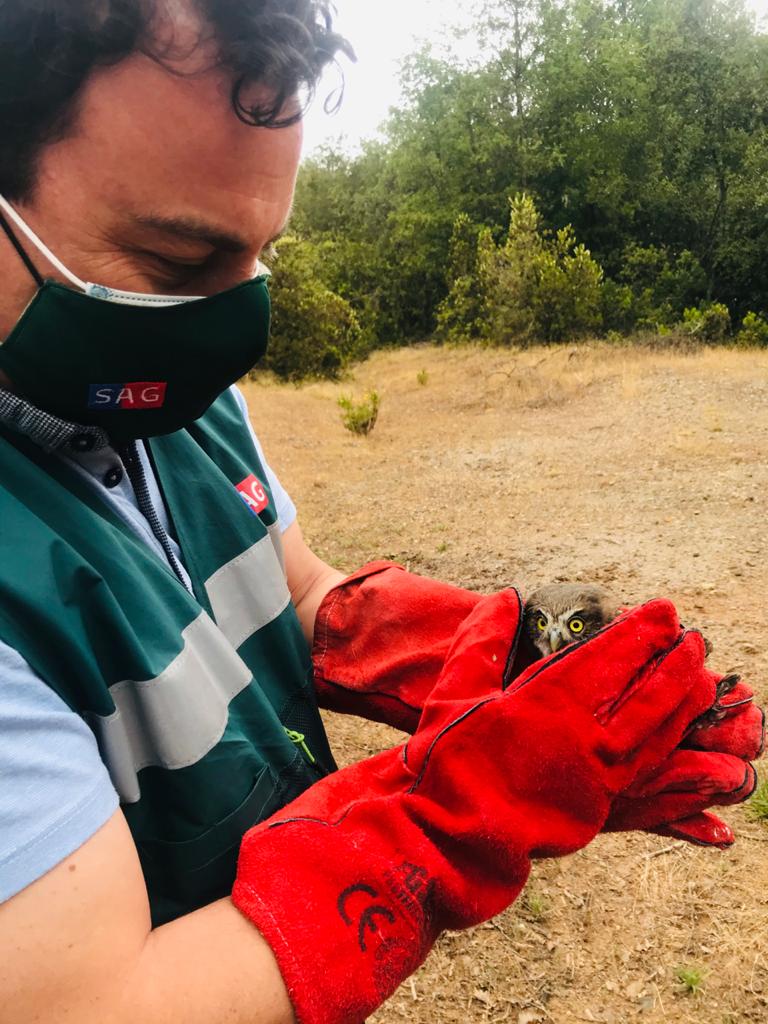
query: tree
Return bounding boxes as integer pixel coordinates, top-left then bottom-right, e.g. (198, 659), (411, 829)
(290, 0), (768, 355)
(261, 237), (366, 381)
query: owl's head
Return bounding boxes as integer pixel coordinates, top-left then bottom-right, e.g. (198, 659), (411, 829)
(523, 583), (619, 660)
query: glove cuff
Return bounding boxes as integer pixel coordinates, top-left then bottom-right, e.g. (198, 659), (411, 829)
(312, 561), (483, 732)
(233, 815), (441, 1024)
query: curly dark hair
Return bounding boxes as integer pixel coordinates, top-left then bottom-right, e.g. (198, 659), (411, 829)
(0, 0), (352, 199)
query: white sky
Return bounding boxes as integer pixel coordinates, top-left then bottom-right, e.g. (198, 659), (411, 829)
(302, 0), (469, 155)
(301, 0), (768, 157)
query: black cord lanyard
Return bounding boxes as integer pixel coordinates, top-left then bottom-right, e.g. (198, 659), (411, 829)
(0, 211), (45, 287)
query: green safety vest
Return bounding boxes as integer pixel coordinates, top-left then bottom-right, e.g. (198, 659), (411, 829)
(0, 390), (336, 925)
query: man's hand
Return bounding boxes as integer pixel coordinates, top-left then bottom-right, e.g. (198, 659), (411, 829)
(0, 812), (295, 1024)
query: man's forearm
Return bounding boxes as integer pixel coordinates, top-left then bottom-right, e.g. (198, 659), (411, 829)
(124, 900), (295, 1024)
(291, 563), (345, 646)
(0, 814), (295, 1024)
(282, 520), (345, 645)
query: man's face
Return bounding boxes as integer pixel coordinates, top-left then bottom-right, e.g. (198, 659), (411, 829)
(13, 44), (302, 303)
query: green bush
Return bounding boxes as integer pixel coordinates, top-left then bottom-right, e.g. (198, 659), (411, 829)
(259, 237), (366, 382)
(534, 231), (604, 342)
(675, 964), (707, 997)
(619, 245), (708, 331)
(680, 302), (731, 342)
(477, 194), (604, 345)
(736, 311), (768, 348)
(435, 214), (484, 341)
(476, 216), (537, 345)
(600, 279), (635, 334)
(337, 390), (381, 436)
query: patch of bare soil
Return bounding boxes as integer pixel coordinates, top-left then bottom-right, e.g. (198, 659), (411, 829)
(242, 342), (768, 1024)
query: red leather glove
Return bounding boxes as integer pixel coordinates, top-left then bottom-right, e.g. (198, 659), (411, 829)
(312, 561), (482, 732)
(234, 593), (727, 1024)
(314, 568), (765, 849)
(605, 677), (765, 847)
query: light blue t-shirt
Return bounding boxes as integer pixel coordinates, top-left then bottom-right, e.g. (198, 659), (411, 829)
(0, 387), (296, 903)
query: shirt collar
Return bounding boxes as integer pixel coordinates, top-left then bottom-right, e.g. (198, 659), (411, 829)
(0, 387), (110, 453)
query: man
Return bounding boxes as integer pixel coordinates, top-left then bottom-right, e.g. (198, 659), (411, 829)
(0, 4), (763, 1024)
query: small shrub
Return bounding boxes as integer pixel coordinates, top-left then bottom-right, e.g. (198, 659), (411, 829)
(675, 965), (706, 996)
(522, 888), (550, 921)
(736, 311), (768, 348)
(337, 390), (381, 436)
(417, 369), (429, 386)
(680, 302), (731, 342)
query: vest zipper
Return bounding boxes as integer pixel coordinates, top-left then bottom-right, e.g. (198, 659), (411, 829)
(285, 728), (317, 765)
(118, 440), (192, 594)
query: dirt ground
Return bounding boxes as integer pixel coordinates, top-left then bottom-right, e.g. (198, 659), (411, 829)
(241, 342), (768, 1024)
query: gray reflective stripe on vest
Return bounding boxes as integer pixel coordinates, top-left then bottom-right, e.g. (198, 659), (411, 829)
(268, 520), (286, 575)
(204, 535), (290, 651)
(86, 612), (252, 804)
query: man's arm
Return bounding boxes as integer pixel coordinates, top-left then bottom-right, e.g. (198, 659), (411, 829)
(0, 811), (294, 1024)
(282, 520), (344, 644)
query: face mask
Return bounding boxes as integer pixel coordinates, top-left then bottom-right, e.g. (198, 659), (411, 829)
(0, 195), (272, 442)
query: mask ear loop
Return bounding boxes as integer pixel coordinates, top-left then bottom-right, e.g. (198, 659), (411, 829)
(0, 194), (89, 292)
(0, 212), (45, 288)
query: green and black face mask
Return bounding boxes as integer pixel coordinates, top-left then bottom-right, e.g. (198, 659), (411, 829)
(0, 195), (272, 443)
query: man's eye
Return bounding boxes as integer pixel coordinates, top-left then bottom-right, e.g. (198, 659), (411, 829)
(145, 252), (210, 282)
(157, 255), (205, 273)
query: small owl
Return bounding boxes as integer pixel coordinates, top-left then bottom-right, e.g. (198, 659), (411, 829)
(523, 583), (620, 660)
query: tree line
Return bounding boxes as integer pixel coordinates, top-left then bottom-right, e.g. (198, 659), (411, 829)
(262, 0), (768, 380)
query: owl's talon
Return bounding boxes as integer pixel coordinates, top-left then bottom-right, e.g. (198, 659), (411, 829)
(716, 674), (741, 702)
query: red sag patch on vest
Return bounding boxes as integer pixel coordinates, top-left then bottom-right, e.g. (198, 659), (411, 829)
(236, 474), (269, 516)
(88, 382), (168, 410)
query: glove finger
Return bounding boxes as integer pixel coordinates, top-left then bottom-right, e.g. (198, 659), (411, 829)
(685, 686), (766, 761)
(625, 748), (757, 800)
(599, 629), (715, 766)
(650, 812), (735, 849)
(606, 755), (757, 832)
(509, 598), (683, 708)
(420, 589), (524, 724)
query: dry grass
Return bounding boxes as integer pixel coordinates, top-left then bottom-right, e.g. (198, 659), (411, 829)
(243, 342), (768, 1024)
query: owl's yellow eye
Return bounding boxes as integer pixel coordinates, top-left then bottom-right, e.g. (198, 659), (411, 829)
(569, 618), (585, 635)
(536, 616), (547, 633)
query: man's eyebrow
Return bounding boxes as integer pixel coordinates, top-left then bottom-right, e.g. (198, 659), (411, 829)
(134, 215), (253, 253)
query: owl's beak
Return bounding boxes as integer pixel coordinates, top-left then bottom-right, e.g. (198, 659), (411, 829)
(549, 630), (564, 653)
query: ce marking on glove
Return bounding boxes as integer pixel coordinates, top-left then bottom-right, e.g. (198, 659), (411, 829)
(337, 883), (396, 953)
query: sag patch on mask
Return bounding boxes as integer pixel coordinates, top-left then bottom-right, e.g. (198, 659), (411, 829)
(88, 382), (168, 410)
